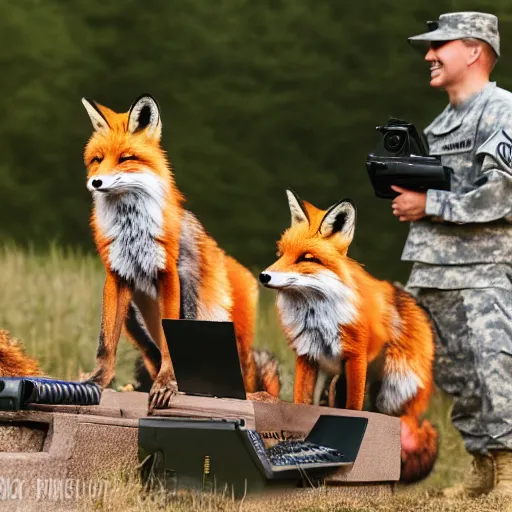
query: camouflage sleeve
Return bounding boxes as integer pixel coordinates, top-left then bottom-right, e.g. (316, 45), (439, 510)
(425, 129), (512, 223)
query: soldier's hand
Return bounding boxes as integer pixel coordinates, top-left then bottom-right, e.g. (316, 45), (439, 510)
(391, 186), (427, 222)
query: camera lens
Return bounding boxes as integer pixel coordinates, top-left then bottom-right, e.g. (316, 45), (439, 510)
(388, 135), (400, 149)
(384, 131), (406, 154)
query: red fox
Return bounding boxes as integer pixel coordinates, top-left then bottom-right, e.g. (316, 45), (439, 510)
(81, 94), (280, 409)
(0, 330), (42, 377)
(260, 189), (438, 483)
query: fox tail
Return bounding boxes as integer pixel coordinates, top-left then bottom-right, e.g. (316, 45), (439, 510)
(0, 329), (43, 377)
(399, 413), (439, 483)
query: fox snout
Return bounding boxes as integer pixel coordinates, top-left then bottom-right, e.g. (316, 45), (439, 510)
(259, 271), (297, 289)
(87, 174), (119, 193)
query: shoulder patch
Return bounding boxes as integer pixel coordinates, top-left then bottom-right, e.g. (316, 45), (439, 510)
(477, 129), (512, 172)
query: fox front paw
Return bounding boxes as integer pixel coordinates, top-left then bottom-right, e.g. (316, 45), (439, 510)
(148, 374), (178, 411)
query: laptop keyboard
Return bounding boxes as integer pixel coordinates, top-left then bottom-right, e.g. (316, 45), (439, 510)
(266, 440), (345, 468)
(246, 430), (346, 472)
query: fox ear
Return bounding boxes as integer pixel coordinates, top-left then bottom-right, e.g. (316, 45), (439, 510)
(319, 199), (356, 242)
(127, 94), (162, 140)
(81, 98), (110, 132)
(286, 189), (309, 227)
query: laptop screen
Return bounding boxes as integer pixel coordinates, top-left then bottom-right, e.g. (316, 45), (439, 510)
(305, 415), (368, 463)
(162, 319), (247, 400)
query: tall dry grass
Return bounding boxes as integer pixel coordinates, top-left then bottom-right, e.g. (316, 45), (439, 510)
(77, 469), (511, 512)
(0, 245), (481, 509)
(0, 244), (139, 384)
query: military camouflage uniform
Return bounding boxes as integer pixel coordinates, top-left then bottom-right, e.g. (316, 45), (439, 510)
(403, 13), (512, 455)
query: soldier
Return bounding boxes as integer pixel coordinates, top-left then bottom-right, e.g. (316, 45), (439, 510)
(391, 12), (512, 497)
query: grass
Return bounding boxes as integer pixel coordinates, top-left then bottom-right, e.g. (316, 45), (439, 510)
(0, 243), (139, 385)
(0, 244), (497, 510)
(77, 470), (511, 512)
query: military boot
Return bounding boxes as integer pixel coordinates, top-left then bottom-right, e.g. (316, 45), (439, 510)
(443, 453), (494, 498)
(490, 451), (512, 498)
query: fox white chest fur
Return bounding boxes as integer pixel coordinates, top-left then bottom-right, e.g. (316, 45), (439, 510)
(92, 172), (167, 298)
(274, 270), (358, 363)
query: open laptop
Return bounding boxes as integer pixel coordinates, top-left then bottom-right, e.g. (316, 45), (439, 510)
(162, 319), (247, 400)
(138, 414), (368, 496)
(244, 414), (368, 476)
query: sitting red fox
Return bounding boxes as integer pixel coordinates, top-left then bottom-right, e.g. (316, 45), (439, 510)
(260, 189), (438, 483)
(81, 94), (279, 409)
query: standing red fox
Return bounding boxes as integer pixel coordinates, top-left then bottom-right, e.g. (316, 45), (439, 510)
(81, 94), (279, 409)
(260, 189), (438, 483)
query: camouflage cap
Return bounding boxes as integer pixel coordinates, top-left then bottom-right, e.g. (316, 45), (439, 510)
(408, 12), (500, 57)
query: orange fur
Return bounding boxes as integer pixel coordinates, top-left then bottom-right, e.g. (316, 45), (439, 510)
(0, 330), (42, 377)
(225, 255), (259, 392)
(82, 94), (279, 407)
(261, 190), (438, 483)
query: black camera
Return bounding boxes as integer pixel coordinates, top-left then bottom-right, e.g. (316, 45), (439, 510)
(378, 118), (428, 156)
(366, 118), (452, 199)
(383, 131), (407, 153)
(377, 118), (429, 156)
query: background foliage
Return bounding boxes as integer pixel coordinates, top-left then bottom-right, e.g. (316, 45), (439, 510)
(1, 0), (511, 282)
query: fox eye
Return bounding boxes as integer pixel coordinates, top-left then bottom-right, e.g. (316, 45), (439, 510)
(296, 253), (322, 265)
(119, 155), (139, 163)
(90, 156), (103, 164)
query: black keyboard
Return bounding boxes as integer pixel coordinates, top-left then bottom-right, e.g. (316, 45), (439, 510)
(246, 430), (346, 473)
(267, 440), (345, 469)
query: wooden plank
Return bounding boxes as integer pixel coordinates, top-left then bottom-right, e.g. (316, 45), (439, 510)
(78, 415), (139, 428)
(27, 404), (121, 417)
(151, 394), (256, 430)
(0, 410), (54, 424)
(24, 389), (149, 419)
